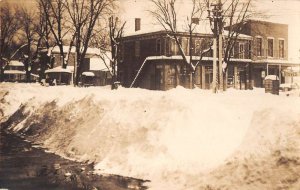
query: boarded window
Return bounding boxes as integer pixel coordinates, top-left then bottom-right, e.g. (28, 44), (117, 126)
(268, 38), (274, 57)
(279, 39), (284, 58)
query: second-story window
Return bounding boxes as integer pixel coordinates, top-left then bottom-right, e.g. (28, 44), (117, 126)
(268, 38), (274, 57)
(239, 43), (245, 59)
(170, 39), (177, 55)
(135, 41), (140, 57)
(230, 46), (234, 58)
(279, 39), (284, 58)
(256, 37), (262, 56)
(180, 38), (189, 55)
(156, 39), (161, 55)
(195, 39), (201, 55)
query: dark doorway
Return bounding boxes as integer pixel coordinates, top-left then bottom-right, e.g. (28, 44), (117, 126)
(155, 65), (163, 90)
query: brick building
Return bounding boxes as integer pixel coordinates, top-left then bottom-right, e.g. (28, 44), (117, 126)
(118, 19), (298, 90)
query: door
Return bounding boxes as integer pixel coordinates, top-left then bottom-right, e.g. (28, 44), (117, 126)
(155, 65), (164, 90)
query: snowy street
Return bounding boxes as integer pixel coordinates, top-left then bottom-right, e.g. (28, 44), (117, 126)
(0, 128), (147, 190)
(1, 83), (300, 189)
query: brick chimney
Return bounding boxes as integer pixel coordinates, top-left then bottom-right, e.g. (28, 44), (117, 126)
(135, 18), (141, 31)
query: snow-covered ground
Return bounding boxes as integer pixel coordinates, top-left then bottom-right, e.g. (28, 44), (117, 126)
(1, 83), (300, 190)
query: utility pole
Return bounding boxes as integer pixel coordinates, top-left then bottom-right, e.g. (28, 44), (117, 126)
(0, 0), (3, 82)
(208, 0), (223, 93)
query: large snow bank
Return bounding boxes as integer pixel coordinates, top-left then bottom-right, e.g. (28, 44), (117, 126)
(1, 83), (300, 189)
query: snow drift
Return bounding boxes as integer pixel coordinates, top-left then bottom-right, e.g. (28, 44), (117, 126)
(1, 83), (300, 189)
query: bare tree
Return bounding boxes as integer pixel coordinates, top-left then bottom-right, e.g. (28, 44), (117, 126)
(19, 7), (39, 82)
(149, 0), (211, 88)
(35, 0), (53, 52)
(0, 3), (22, 81)
(221, 0), (254, 90)
(108, 16), (125, 89)
(34, 0), (55, 79)
(64, 0), (115, 85)
(39, 0), (69, 68)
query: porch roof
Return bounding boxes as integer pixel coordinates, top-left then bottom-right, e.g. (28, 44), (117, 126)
(4, 70), (26, 74)
(146, 56), (252, 63)
(145, 56), (299, 66)
(45, 66), (74, 74)
(253, 59), (300, 66)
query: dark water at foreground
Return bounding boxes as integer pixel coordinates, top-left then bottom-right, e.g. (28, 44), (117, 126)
(0, 129), (148, 190)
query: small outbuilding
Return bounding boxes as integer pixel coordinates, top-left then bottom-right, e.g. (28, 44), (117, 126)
(45, 66), (74, 85)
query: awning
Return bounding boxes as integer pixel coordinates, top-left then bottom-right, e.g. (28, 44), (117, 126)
(82, 72), (95, 77)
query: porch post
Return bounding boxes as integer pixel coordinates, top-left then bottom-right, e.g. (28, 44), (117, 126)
(201, 65), (205, 89)
(279, 64), (282, 84)
(234, 65), (238, 89)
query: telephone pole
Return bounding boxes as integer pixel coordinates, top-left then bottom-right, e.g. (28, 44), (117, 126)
(208, 0), (223, 93)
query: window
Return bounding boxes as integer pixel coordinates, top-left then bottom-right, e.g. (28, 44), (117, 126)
(256, 37), (262, 56)
(135, 41), (140, 57)
(156, 39), (161, 55)
(230, 46), (235, 58)
(268, 38), (274, 57)
(279, 39), (284, 58)
(248, 43), (251, 59)
(195, 39), (201, 55)
(170, 39), (177, 55)
(135, 18), (141, 31)
(239, 43), (245, 59)
(180, 38), (189, 55)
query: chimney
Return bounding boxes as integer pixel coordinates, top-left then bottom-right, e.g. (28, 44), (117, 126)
(135, 18), (141, 31)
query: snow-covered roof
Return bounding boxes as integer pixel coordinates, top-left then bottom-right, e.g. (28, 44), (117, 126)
(82, 72), (95, 77)
(253, 59), (300, 65)
(90, 56), (111, 72)
(9, 60), (24, 67)
(223, 30), (252, 40)
(51, 46), (101, 55)
(145, 56), (252, 63)
(4, 70), (26, 74)
(123, 15), (214, 37)
(45, 66), (74, 74)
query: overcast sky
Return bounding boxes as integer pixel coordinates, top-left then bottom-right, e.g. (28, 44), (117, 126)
(2, 0), (300, 60)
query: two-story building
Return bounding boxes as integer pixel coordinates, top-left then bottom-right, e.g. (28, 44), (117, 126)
(239, 20), (291, 88)
(118, 19), (297, 90)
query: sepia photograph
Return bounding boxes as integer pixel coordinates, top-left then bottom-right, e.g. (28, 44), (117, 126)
(0, 0), (300, 189)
